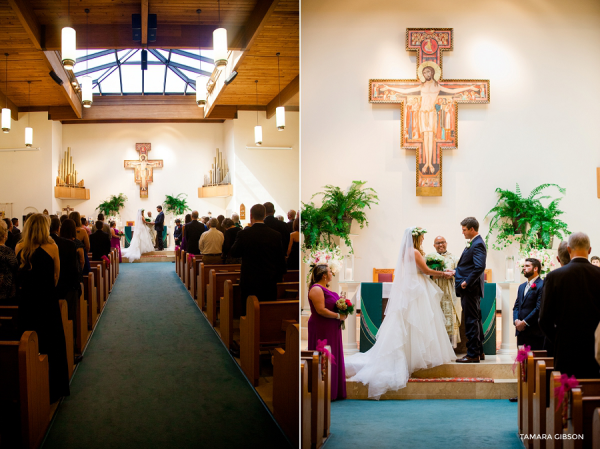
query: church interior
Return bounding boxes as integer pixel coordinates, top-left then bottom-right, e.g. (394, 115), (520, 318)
(0, 0), (299, 447)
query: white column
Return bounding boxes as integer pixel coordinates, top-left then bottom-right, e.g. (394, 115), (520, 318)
(339, 281), (361, 355)
(497, 282), (519, 355)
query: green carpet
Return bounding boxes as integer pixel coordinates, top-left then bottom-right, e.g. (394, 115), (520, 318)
(325, 399), (522, 449)
(42, 263), (291, 448)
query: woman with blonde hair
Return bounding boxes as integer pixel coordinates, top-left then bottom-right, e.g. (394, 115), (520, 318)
(15, 213), (70, 403)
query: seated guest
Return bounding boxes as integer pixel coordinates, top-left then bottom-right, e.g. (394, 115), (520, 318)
(173, 219), (183, 246)
(181, 214), (192, 251)
(263, 202), (290, 255)
(109, 221), (122, 263)
(59, 214), (68, 225)
(307, 264), (347, 400)
(232, 213), (242, 229)
(0, 220), (17, 304)
(222, 218), (242, 264)
(199, 218), (225, 264)
(89, 221), (111, 261)
(80, 217), (92, 235)
(286, 209), (296, 233)
(15, 214), (70, 403)
(217, 215), (225, 233)
(557, 240), (570, 267)
(70, 212), (91, 275)
(286, 217), (300, 270)
(592, 256), (600, 267)
(49, 217), (79, 300)
(11, 217), (21, 242)
(60, 219), (85, 277)
(93, 213), (111, 236)
(184, 211), (205, 255)
(230, 204), (287, 311)
(3, 218), (17, 250)
(513, 258), (544, 349)
(540, 232), (600, 378)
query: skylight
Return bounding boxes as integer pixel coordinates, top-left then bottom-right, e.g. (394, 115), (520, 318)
(74, 49), (215, 96)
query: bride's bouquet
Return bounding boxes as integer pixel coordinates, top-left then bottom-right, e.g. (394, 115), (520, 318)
(334, 293), (355, 330)
(425, 253), (447, 271)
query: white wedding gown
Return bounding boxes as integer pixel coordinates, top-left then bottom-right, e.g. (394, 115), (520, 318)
(121, 209), (155, 263)
(345, 227), (455, 399)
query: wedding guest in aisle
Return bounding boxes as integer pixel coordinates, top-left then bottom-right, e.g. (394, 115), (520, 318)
(15, 214), (70, 403)
(221, 218), (242, 264)
(263, 202), (290, 255)
(184, 211), (206, 255)
(0, 220), (18, 305)
(173, 219), (183, 247)
(70, 212), (91, 275)
(592, 256), (600, 267)
(89, 221), (111, 261)
(199, 218), (224, 264)
(307, 264), (347, 400)
(181, 214), (192, 251)
(513, 258), (544, 349)
(286, 210), (296, 233)
(109, 221), (122, 263)
(286, 217), (300, 270)
(540, 232), (600, 378)
(3, 218), (17, 251)
(230, 203), (287, 310)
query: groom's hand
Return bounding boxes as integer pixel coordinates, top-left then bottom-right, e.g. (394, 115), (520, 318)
(461, 281), (467, 289)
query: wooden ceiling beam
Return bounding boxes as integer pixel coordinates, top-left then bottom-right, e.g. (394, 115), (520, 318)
(7, 0), (43, 51)
(0, 90), (19, 121)
(64, 103), (238, 121)
(42, 25), (244, 51)
(141, 0), (148, 46)
(42, 51), (83, 119)
(266, 74), (299, 119)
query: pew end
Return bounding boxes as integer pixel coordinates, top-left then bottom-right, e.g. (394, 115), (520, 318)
(59, 300), (75, 379)
(301, 360), (311, 449)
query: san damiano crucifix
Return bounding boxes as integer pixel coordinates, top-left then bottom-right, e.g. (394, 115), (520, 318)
(124, 143), (163, 198)
(369, 28), (490, 196)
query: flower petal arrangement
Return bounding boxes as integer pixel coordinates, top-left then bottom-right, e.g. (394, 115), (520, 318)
(517, 248), (556, 276)
(303, 242), (344, 285)
(412, 227), (427, 237)
(334, 296), (355, 330)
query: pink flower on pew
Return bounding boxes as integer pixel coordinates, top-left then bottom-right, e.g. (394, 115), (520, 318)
(316, 339), (336, 366)
(555, 374), (578, 412)
(175, 245), (181, 251)
(101, 255), (110, 266)
(187, 253), (194, 261)
(511, 345), (531, 374)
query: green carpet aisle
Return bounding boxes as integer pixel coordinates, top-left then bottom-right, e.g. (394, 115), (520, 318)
(325, 399), (522, 449)
(42, 263), (290, 448)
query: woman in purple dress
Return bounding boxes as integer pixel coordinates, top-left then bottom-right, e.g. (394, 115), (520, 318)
(307, 264), (347, 400)
(109, 221), (122, 263)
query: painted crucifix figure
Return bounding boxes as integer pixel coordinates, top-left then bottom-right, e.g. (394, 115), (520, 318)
(370, 28), (490, 196)
(124, 143), (163, 198)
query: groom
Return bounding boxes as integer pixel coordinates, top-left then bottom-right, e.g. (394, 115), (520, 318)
(450, 217), (487, 363)
(153, 205), (165, 251)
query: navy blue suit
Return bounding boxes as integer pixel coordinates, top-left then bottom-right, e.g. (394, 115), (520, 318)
(512, 277), (544, 349)
(154, 211), (165, 250)
(454, 234), (487, 358)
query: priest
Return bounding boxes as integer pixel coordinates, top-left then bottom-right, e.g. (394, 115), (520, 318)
(429, 235), (462, 348)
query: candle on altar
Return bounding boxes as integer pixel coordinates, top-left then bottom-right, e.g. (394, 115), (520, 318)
(506, 268), (514, 282)
(345, 268), (353, 280)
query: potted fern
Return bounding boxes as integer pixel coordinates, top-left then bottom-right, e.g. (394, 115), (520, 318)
(96, 193), (127, 216)
(526, 196), (570, 249)
(163, 193), (191, 216)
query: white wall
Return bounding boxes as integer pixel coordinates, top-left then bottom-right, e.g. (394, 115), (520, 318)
(301, 0), (600, 284)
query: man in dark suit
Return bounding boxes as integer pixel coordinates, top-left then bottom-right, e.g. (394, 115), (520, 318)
(451, 217), (487, 363)
(89, 221), (111, 261)
(263, 202), (290, 256)
(3, 218), (16, 250)
(513, 258), (545, 349)
(230, 204), (287, 313)
(184, 211), (205, 255)
(540, 232), (600, 379)
(11, 218), (21, 243)
(153, 205), (165, 251)
(286, 210), (296, 233)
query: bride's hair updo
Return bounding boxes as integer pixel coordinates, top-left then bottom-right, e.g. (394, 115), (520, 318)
(310, 264), (330, 287)
(412, 234), (425, 256)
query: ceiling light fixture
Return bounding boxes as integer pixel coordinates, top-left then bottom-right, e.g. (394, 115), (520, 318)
(254, 80), (262, 146)
(82, 9), (92, 108)
(61, 0), (76, 70)
(275, 52), (285, 131)
(1, 54), (10, 133)
(213, 0), (227, 69)
(25, 81), (32, 147)
(196, 9), (206, 107)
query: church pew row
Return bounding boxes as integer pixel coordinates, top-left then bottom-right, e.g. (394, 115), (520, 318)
(220, 281), (241, 350)
(179, 249), (186, 282)
(533, 359), (555, 449)
(190, 256), (204, 299)
(83, 272), (98, 331)
(197, 263), (241, 310)
(89, 261), (108, 309)
(240, 295), (299, 387)
(276, 282), (299, 300)
(59, 300), (75, 380)
(519, 351), (552, 448)
(0, 304), (18, 339)
(301, 360), (311, 449)
(0, 331), (50, 449)
(206, 270), (241, 327)
(282, 270), (299, 283)
(300, 349), (331, 449)
(518, 350), (548, 439)
(564, 380), (600, 449)
(272, 323), (300, 446)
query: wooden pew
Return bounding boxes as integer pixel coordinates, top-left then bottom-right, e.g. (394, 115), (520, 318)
(300, 349), (331, 449)
(0, 331), (50, 449)
(533, 358), (555, 449)
(206, 270), (241, 327)
(565, 381), (600, 449)
(179, 249), (186, 281)
(83, 272), (98, 330)
(89, 260), (109, 306)
(89, 264), (104, 313)
(276, 282), (300, 300)
(301, 360), (311, 449)
(0, 304), (18, 339)
(273, 323), (300, 446)
(548, 371), (565, 449)
(197, 263), (241, 310)
(521, 352), (553, 448)
(592, 408), (600, 449)
(190, 256), (203, 299)
(59, 300), (74, 379)
(283, 270), (299, 283)
(75, 283), (89, 354)
(175, 247), (181, 276)
(519, 349), (548, 438)
(220, 280), (241, 349)
(240, 295), (299, 386)
(107, 251), (115, 291)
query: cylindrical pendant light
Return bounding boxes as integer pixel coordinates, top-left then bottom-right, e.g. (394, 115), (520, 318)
(196, 76), (206, 106)
(213, 1), (227, 68)
(82, 75), (92, 107)
(62, 1), (76, 70)
(2, 54), (10, 133)
(254, 80), (262, 145)
(25, 81), (32, 146)
(275, 53), (285, 131)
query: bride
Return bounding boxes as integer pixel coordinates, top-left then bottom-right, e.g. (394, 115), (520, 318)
(121, 209), (155, 263)
(345, 227), (456, 399)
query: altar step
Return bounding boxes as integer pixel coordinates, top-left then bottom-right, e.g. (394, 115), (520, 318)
(122, 250), (175, 264)
(346, 357), (517, 400)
